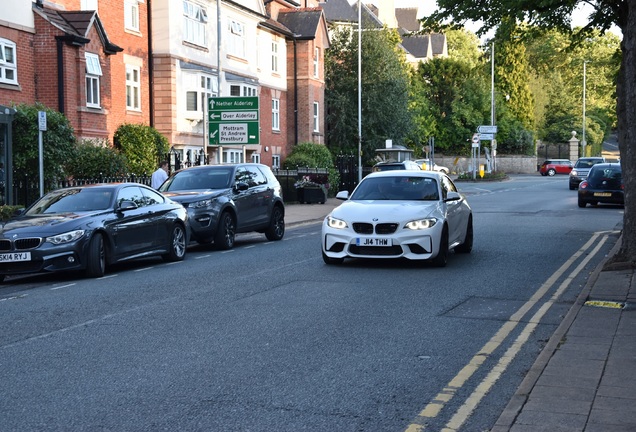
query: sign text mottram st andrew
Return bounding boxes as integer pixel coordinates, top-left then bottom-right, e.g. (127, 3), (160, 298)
(208, 97), (260, 146)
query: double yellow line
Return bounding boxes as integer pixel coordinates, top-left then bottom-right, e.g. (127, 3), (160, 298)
(406, 230), (615, 432)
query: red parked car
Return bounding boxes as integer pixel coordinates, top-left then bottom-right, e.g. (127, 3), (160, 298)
(539, 159), (573, 176)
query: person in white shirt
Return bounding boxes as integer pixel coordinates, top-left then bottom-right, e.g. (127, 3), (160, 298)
(151, 161), (169, 189)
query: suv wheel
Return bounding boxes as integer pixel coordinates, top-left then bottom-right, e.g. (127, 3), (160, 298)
(265, 206), (285, 241)
(214, 211), (236, 250)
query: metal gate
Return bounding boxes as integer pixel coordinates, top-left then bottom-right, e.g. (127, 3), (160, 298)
(336, 154), (359, 193)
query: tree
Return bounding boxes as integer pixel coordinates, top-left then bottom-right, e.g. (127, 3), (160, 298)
(414, 57), (490, 154)
(525, 28), (621, 153)
(325, 26), (412, 165)
(492, 19), (535, 131)
(446, 28), (484, 68)
(421, 0), (636, 266)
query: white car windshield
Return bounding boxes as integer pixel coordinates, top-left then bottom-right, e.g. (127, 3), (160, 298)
(351, 177), (439, 201)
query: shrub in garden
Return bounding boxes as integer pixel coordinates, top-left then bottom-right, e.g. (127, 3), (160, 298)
(282, 142), (340, 195)
(66, 139), (130, 178)
(113, 123), (169, 175)
(12, 103), (77, 182)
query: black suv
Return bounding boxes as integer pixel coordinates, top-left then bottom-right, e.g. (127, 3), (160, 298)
(159, 164), (285, 249)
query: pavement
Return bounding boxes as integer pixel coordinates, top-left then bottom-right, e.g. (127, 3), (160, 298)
(284, 199), (636, 432)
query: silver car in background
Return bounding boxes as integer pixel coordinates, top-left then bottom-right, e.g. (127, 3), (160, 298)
(569, 157), (606, 189)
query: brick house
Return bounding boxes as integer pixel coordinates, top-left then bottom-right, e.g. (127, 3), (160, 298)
(0, 0), (330, 178)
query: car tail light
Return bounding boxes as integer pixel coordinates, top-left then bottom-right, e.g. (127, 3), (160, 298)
(579, 181), (588, 189)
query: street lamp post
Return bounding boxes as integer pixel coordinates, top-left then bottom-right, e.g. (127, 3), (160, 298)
(357, 1), (362, 183)
(582, 60), (589, 157)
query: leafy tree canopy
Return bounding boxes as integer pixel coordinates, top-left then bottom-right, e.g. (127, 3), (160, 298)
(325, 26), (412, 165)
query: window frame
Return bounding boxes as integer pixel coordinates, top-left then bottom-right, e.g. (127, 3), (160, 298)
(313, 102), (319, 132)
(80, 0), (99, 11)
(126, 64), (141, 111)
(185, 73), (216, 115)
(183, 0), (207, 46)
(271, 98), (280, 131)
(125, 0), (141, 32)
(272, 154), (281, 170)
(0, 38), (18, 85)
(227, 18), (246, 58)
(271, 41), (279, 73)
(313, 47), (320, 78)
(85, 52), (102, 108)
(229, 84), (257, 97)
(223, 149), (244, 164)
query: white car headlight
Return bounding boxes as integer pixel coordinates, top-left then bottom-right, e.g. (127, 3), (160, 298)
(192, 199), (213, 209)
(47, 229), (86, 245)
(405, 218), (437, 230)
(326, 216), (348, 229)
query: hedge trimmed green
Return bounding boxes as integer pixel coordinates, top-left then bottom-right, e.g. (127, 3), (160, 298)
(282, 142), (340, 195)
(66, 139), (129, 178)
(113, 123), (169, 175)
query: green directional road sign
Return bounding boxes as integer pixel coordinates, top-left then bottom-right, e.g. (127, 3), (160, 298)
(208, 96), (260, 146)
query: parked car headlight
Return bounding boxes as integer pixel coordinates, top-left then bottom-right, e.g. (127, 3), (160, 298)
(192, 198), (213, 209)
(47, 229), (86, 245)
(405, 218), (437, 230)
(326, 216), (348, 229)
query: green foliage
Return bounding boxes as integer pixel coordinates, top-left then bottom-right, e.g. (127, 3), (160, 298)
(492, 19), (535, 130)
(282, 142), (340, 195)
(113, 123), (166, 175)
(325, 26), (412, 164)
(66, 139), (130, 178)
(525, 28), (620, 148)
(12, 103), (77, 181)
(456, 170), (508, 181)
(405, 71), (437, 150)
(420, 0), (620, 38)
(446, 28), (484, 68)
(0, 205), (22, 221)
(414, 57), (490, 155)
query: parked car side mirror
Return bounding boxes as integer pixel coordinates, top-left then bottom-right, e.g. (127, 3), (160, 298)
(118, 200), (139, 211)
(336, 190), (349, 200)
(445, 191), (461, 202)
(234, 182), (249, 192)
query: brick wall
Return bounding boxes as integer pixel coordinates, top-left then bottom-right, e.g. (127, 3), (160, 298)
(152, 54), (178, 143)
(259, 86), (288, 166)
(0, 27), (36, 105)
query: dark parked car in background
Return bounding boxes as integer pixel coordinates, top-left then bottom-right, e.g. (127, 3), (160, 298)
(578, 163), (624, 208)
(539, 159), (573, 176)
(0, 183), (188, 282)
(159, 164), (285, 249)
(569, 157), (606, 189)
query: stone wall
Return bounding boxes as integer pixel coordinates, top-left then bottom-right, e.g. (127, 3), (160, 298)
(433, 155), (539, 174)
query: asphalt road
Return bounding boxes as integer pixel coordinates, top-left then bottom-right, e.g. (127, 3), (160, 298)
(0, 174), (623, 431)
